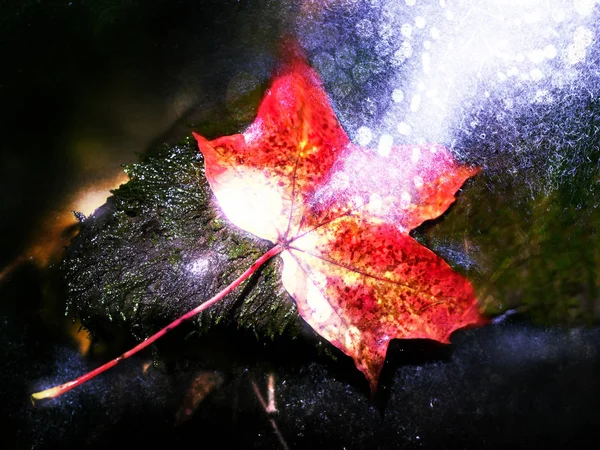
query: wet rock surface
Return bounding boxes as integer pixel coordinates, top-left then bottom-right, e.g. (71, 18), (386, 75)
(62, 140), (302, 342)
(3, 268), (599, 450)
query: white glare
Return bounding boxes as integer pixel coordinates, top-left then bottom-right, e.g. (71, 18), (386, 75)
(574, 0), (597, 17)
(397, 122), (412, 135)
(215, 170), (284, 243)
(567, 25), (594, 65)
(544, 44), (558, 59)
(376, 0), (599, 143)
(410, 94), (421, 112)
(411, 146), (421, 164)
(297, 0), (599, 153)
(401, 23), (413, 38)
(377, 134), (394, 156)
(392, 88), (404, 103)
(356, 126), (373, 145)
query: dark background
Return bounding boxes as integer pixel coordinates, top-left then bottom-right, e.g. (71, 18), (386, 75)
(1, 1), (599, 449)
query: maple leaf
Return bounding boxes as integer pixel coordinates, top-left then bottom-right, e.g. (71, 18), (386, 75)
(31, 44), (484, 402)
(192, 46), (485, 392)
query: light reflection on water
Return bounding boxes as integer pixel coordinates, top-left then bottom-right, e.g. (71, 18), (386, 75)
(298, 0), (600, 148)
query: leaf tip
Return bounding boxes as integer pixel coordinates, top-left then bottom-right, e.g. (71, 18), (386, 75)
(192, 131), (214, 157)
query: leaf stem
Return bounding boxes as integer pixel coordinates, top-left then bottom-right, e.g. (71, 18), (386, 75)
(31, 244), (284, 403)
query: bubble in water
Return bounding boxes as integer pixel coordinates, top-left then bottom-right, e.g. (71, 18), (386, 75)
(574, 0), (596, 17)
(422, 52), (431, 74)
(392, 41), (413, 65)
(544, 44), (558, 59)
(552, 7), (566, 22)
(397, 122), (412, 135)
(567, 25), (594, 65)
(356, 126), (373, 146)
(410, 94), (421, 112)
(356, 18), (374, 39)
(530, 68), (544, 81)
(392, 88), (404, 103)
(528, 49), (545, 64)
(411, 146), (421, 163)
(378, 134), (394, 156)
(415, 16), (426, 29)
(401, 23), (413, 38)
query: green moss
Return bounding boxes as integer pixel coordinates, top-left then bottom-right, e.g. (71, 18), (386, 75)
(63, 139), (302, 342)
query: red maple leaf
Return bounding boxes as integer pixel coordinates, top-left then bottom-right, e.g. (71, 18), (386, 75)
(32, 44), (484, 402)
(193, 46), (484, 392)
